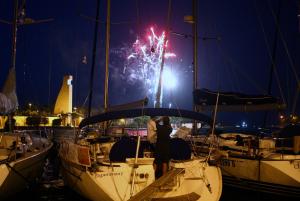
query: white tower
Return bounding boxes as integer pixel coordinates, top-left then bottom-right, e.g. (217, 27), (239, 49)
(53, 75), (73, 115)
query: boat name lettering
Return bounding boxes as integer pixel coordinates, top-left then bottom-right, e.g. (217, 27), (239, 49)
(220, 159), (236, 167)
(96, 172), (123, 178)
(294, 160), (300, 169)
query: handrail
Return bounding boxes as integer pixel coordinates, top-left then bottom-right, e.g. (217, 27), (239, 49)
(130, 135), (141, 197)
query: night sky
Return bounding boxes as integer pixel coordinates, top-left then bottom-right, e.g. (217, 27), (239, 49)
(0, 0), (299, 126)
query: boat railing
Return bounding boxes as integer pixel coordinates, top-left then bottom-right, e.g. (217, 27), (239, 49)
(273, 136), (300, 154)
(16, 129), (42, 149)
(0, 133), (20, 162)
(231, 136), (300, 156)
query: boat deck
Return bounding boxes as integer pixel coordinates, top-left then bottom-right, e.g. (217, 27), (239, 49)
(128, 168), (201, 201)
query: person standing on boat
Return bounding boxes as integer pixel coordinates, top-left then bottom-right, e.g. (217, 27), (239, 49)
(154, 116), (172, 178)
(147, 116), (158, 147)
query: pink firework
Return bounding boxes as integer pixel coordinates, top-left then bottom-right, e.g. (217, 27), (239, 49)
(125, 27), (176, 106)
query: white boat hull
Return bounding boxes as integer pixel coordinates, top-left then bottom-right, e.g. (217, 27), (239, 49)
(219, 154), (300, 197)
(60, 154), (222, 201)
(0, 139), (53, 199)
(61, 158), (156, 201)
(150, 159), (222, 201)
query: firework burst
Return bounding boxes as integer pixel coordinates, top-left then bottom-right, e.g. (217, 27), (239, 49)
(124, 27), (176, 106)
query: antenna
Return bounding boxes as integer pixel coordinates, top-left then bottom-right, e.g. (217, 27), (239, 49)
(0, 1), (54, 27)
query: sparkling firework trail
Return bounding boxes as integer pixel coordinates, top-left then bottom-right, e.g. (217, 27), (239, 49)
(125, 27), (176, 106)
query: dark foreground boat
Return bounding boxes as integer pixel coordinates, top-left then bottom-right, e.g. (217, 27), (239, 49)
(0, 129), (53, 200)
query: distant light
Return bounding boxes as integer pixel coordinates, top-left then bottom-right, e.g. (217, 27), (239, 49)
(291, 115), (298, 121)
(168, 103), (172, 108)
(184, 15), (194, 24)
(241, 121), (247, 128)
(82, 56), (87, 64)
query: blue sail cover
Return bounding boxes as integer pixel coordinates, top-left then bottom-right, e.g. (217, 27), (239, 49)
(79, 107), (212, 128)
(193, 88), (285, 112)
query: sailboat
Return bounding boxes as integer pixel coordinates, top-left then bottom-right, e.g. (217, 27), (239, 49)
(0, 0), (53, 199)
(0, 68), (53, 200)
(182, 0), (300, 197)
(59, 107), (222, 201)
(189, 89), (300, 198)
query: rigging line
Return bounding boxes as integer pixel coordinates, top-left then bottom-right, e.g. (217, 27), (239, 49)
(23, 25), (37, 105)
(267, 0), (300, 84)
(135, 0), (140, 32)
(267, 0), (281, 95)
(48, 42), (52, 106)
(22, 25), (27, 101)
(213, 19), (266, 94)
(81, 91), (89, 109)
(130, 106), (145, 197)
(87, 0), (101, 117)
(226, 52), (241, 92)
(80, 15), (136, 25)
(285, 65), (291, 112)
(215, 42), (266, 94)
(255, 0), (286, 126)
(202, 39), (213, 85)
(292, 88), (300, 114)
(254, 0), (286, 106)
(172, 97), (182, 119)
(212, 19), (240, 92)
(206, 92), (219, 163)
(267, 0), (300, 112)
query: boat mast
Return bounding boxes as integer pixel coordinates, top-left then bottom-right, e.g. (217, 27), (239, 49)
(104, 0), (111, 112)
(87, 0), (101, 117)
(155, 0), (172, 108)
(6, 0), (19, 132)
(11, 0), (19, 71)
(192, 0), (198, 111)
(192, 0), (198, 134)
